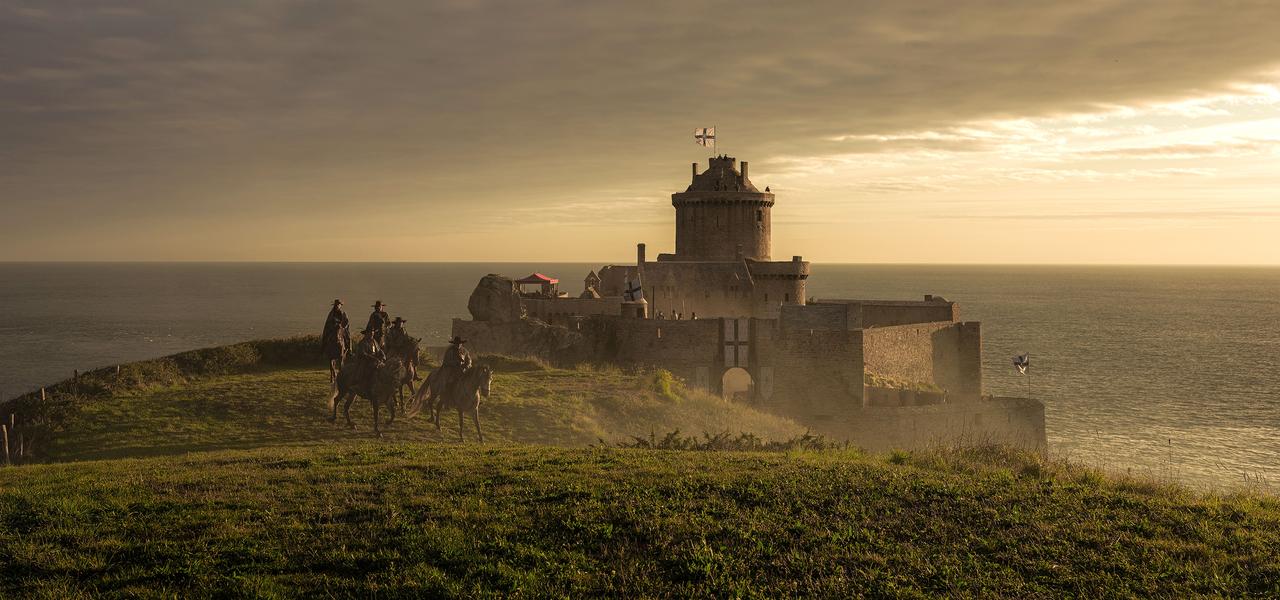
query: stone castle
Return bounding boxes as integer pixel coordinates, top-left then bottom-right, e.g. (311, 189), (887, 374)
(455, 156), (1045, 450)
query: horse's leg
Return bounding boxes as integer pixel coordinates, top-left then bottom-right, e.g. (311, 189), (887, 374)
(472, 403), (483, 443)
(457, 409), (466, 442)
(373, 397), (382, 438)
(343, 392), (356, 429)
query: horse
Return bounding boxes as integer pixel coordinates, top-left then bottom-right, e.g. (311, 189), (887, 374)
(327, 353), (406, 437)
(322, 330), (349, 386)
(387, 336), (421, 414)
(431, 365), (492, 442)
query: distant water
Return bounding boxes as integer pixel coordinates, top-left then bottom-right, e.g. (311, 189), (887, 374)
(1, 263), (1277, 491)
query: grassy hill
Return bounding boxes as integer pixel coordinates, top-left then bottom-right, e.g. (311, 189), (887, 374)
(3, 443), (1279, 597)
(2, 338), (1278, 597)
(2, 337), (802, 462)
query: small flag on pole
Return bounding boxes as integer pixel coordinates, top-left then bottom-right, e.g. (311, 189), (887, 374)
(694, 127), (716, 147)
(624, 277), (645, 302)
(1013, 354), (1030, 375)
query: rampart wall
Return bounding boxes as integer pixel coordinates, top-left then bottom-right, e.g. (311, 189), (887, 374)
(861, 321), (983, 397)
(764, 328), (864, 422)
(453, 316), (722, 386)
(808, 299), (957, 328)
(523, 296), (622, 321)
(581, 318), (721, 384)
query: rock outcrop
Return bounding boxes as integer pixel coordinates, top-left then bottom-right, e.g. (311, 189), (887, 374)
(468, 274), (526, 322)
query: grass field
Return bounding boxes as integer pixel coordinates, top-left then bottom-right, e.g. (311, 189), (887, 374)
(4, 443), (1280, 597)
(37, 355), (803, 463)
(2, 338), (1278, 597)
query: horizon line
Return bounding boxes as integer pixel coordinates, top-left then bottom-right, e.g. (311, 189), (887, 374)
(2, 260), (1280, 268)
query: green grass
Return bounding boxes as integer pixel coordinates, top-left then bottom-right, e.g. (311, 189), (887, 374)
(3, 338), (1278, 597)
(2, 443), (1278, 597)
(34, 345), (803, 462)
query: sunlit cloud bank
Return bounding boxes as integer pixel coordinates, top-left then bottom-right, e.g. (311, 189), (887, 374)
(764, 77), (1280, 233)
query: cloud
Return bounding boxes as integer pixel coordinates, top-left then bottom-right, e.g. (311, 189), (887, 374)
(1073, 140), (1280, 160)
(932, 208), (1280, 221)
(3, 0), (1280, 259)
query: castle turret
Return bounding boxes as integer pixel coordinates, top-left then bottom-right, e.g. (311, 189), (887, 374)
(671, 156), (773, 261)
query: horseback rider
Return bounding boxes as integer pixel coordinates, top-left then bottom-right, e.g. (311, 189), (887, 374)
(386, 316), (410, 355)
(320, 299), (351, 382)
(435, 335), (473, 398)
(321, 299), (351, 357)
(354, 326), (387, 391)
(366, 300), (390, 344)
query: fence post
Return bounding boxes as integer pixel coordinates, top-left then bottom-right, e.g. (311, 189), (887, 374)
(1, 423), (8, 466)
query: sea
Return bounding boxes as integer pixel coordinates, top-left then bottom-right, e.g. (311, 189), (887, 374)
(1, 262), (1277, 492)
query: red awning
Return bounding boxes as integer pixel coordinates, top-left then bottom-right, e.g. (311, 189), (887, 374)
(516, 272), (559, 285)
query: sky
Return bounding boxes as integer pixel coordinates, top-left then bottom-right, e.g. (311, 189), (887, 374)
(2, 0), (1280, 264)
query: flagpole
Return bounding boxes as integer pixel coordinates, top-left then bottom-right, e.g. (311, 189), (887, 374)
(1027, 352), (1032, 400)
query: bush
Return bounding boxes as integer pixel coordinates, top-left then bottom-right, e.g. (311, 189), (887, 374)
(649, 369), (682, 403)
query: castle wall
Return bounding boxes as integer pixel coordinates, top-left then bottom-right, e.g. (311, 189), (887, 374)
(779, 302), (855, 331)
(454, 316), (722, 388)
(644, 261), (755, 319)
(861, 321), (983, 397)
(523, 296), (623, 321)
(582, 318), (722, 385)
(809, 299), (957, 328)
(765, 328), (865, 422)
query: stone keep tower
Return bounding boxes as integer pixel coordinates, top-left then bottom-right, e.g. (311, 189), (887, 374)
(672, 156), (773, 261)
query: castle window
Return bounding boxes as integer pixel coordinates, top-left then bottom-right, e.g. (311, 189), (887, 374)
(785, 293), (791, 302)
(757, 210), (763, 222)
(764, 293), (769, 302)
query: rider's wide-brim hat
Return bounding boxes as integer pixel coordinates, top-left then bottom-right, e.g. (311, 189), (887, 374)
(448, 336), (466, 344)
(373, 300), (387, 307)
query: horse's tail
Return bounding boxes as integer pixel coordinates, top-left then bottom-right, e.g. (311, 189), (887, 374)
(404, 370), (434, 419)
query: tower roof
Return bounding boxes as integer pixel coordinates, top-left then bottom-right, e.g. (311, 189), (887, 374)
(685, 155), (761, 193)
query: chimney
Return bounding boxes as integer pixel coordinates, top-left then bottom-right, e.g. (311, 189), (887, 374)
(691, 162), (697, 182)
(637, 242), (646, 268)
(741, 161), (748, 180)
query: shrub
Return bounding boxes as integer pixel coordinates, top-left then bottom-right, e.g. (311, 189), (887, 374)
(649, 369), (682, 403)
